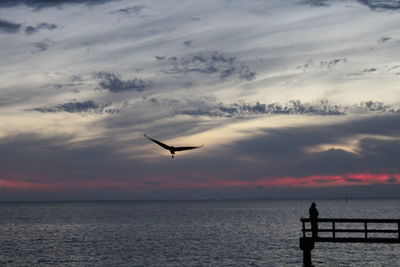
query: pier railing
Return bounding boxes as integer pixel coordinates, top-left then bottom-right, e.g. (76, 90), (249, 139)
(299, 218), (400, 266)
(301, 218), (400, 242)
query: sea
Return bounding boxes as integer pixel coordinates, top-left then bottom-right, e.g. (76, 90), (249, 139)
(0, 199), (399, 266)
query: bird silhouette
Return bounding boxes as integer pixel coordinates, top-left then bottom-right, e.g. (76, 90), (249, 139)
(144, 134), (203, 158)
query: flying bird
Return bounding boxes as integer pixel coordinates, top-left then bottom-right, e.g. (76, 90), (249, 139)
(144, 134), (203, 158)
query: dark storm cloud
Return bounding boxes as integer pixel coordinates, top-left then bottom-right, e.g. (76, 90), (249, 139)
(0, 133), (147, 184)
(178, 100), (399, 117)
(0, 132), (221, 201)
(229, 114), (400, 178)
(95, 72), (152, 93)
(0, 0), (115, 9)
(0, 114), (398, 200)
(158, 52), (256, 81)
(357, 137), (400, 166)
(0, 18), (21, 33)
(25, 22), (57, 34)
(28, 100), (118, 114)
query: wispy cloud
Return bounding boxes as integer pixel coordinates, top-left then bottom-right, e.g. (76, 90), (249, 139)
(303, 0), (400, 10)
(0, 19), (21, 33)
(32, 41), (50, 52)
(157, 52), (256, 81)
(111, 5), (145, 15)
(95, 72), (152, 93)
(297, 58), (348, 72)
(28, 100), (118, 114)
(183, 40), (193, 47)
(0, 0), (116, 9)
(301, 0), (331, 7)
(178, 100), (400, 117)
(357, 0), (400, 10)
(0, 18), (57, 35)
(25, 22), (57, 34)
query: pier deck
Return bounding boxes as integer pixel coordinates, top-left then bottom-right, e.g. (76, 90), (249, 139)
(299, 218), (400, 266)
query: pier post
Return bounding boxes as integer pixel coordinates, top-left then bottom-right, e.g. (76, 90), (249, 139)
(300, 237), (314, 267)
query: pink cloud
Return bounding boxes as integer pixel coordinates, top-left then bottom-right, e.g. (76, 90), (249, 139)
(214, 173), (400, 188)
(0, 173), (399, 193)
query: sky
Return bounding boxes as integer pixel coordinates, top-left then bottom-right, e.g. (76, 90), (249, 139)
(0, 0), (399, 201)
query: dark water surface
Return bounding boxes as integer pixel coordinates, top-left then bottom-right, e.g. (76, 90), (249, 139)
(0, 199), (399, 266)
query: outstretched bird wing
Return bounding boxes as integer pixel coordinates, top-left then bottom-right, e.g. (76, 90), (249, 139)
(144, 134), (171, 150)
(174, 145), (204, 151)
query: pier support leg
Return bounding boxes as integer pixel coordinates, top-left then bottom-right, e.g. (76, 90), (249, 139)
(300, 238), (314, 267)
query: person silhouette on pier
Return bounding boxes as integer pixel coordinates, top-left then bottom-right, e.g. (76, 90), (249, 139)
(309, 202), (319, 239)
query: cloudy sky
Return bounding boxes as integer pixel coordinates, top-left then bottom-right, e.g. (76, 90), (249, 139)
(0, 0), (399, 201)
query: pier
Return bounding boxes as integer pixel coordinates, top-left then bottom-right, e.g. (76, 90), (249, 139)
(300, 218), (400, 266)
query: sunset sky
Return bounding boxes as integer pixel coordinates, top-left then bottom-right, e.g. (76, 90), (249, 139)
(0, 0), (399, 201)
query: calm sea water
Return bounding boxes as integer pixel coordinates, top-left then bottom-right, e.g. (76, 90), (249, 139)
(0, 199), (399, 266)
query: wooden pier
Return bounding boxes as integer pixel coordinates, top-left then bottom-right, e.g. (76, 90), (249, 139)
(300, 218), (400, 266)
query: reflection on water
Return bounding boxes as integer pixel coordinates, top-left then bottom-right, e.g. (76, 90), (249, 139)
(0, 199), (399, 266)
